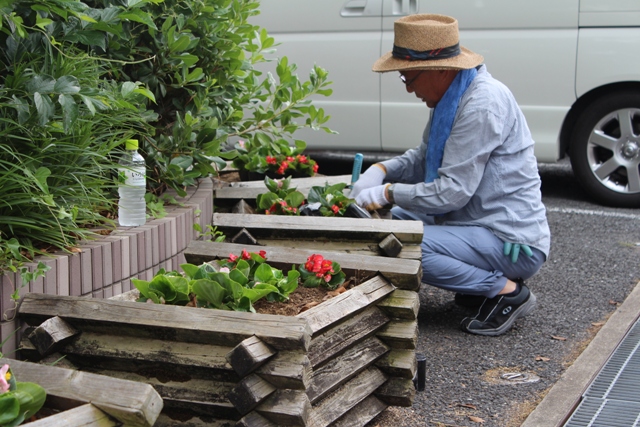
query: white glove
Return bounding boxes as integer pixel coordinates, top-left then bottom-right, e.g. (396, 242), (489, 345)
(351, 164), (386, 199)
(356, 184), (389, 211)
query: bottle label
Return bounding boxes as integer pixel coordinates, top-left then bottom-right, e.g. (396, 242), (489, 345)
(119, 167), (146, 186)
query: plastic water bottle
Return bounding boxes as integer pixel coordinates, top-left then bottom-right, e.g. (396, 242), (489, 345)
(118, 139), (146, 226)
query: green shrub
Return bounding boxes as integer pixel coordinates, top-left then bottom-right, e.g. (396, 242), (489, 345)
(0, 0), (334, 282)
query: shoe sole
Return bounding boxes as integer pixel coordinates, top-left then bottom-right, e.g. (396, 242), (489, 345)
(463, 292), (538, 337)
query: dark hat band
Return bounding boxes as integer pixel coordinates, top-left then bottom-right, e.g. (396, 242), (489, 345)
(392, 43), (460, 61)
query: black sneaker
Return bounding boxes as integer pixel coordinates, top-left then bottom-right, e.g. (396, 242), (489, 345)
(460, 283), (537, 336)
(454, 293), (486, 308)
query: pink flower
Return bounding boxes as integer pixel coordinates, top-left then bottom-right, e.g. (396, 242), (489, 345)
(0, 364), (10, 394)
(219, 267), (230, 273)
(228, 253), (238, 262)
(324, 274), (332, 282)
(241, 249), (251, 260)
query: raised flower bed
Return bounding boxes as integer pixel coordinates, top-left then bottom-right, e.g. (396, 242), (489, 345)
(16, 241), (422, 426)
(212, 174), (424, 260)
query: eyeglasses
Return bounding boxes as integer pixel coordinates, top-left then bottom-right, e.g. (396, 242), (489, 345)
(399, 71), (424, 88)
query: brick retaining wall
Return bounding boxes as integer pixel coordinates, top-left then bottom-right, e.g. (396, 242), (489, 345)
(0, 178), (214, 357)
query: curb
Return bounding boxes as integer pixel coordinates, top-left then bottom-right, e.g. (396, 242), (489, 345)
(522, 279), (640, 427)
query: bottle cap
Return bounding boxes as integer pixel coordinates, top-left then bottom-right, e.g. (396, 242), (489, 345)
(125, 139), (138, 150)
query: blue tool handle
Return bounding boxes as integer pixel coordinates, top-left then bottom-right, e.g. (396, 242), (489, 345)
(351, 153), (363, 185)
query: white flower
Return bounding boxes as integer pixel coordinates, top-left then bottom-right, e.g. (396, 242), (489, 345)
(326, 194), (334, 202)
(219, 267), (230, 273)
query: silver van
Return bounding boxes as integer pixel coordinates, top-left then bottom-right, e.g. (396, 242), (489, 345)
(251, 0), (640, 207)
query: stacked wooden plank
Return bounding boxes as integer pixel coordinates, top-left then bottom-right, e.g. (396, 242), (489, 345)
(212, 175), (424, 260)
(17, 241), (421, 426)
(0, 357), (162, 427)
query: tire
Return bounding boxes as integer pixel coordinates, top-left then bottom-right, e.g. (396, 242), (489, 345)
(569, 91), (640, 208)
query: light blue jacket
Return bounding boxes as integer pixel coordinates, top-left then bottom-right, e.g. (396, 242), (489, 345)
(382, 65), (551, 257)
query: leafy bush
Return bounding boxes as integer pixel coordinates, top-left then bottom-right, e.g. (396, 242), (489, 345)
(0, 0), (334, 280)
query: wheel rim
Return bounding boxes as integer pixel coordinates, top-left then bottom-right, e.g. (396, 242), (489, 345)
(586, 107), (640, 194)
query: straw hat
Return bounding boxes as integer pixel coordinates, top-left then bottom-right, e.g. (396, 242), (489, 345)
(372, 14), (484, 73)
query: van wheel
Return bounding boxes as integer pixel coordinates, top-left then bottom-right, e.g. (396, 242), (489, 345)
(569, 91), (640, 207)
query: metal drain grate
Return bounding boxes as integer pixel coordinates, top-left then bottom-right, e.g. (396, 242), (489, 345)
(564, 319), (640, 426)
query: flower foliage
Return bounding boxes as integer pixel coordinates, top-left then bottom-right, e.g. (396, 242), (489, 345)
(306, 182), (354, 217)
(233, 138), (319, 178)
(256, 176), (306, 215)
(0, 363), (46, 426)
(133, 249), (299, 312)
(298, 254), (346, 290)
(256, 178), (355, 217)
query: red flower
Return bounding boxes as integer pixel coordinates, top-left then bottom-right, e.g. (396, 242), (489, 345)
(266, 155), (277, 165)
(228, 253), (238, 262)
(331, 205), (339, 214)
(258, 250), (267, 259)
(286, 156), (295, 162)
(241, 249), (251, 260)
(312, 163), (319, 173)
(297, 154), (308, 164)
(324, 274), (332, 282)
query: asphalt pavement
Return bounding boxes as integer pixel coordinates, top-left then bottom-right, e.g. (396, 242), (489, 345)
(351, 160), (640, 427)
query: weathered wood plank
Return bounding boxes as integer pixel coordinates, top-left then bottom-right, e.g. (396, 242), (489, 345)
(375, 377), (416, 407)
(307, 337), (389, 404)
(27, 403), (118, 427)
(256, 389), (312, 427)
(226, 336), (276, 377)
(332, 395), (388, 427)
(212, 213), (423, 243)
(254, 238), (422, 260)
(376, 290), (421, 320)
(375, 349), (418, 380)
(227, 374), (277, 415)
(307, 306), (389, 368)
(62, 331), (233, 374)
(376, 319), (419, 350)
(28, 316), (79, 356)
(297, 275), (395, 335)
(90, 368), (239, 420)
(307, 367), (388, 427)
(185, 240), (422, 289)
(154, 413), (238, 427)
(2, 358), (162, 427)
(236, 412), (277, 427)
(17, 293), (311, 351)
(255, 351), (311, 390)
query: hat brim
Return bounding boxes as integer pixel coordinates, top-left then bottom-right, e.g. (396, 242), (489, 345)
(372, 46), (484, 73)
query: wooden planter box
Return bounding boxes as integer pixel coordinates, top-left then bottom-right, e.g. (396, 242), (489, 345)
(0, 358), (162, 426)
(17, 242), (422, 427)
(212, 175), (424, 261)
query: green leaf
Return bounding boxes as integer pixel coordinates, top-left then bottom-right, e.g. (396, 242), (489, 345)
(244, 284), (277, 302)
(229, 268), (248, 286)
(118, 10), (158, 30)
(54, 76), (80, 94)
(33, 92), (54, 126)
(179, 263), (199, 279)
(148, 275), (178, 302)
(0, 394), (19, 424)
(132, 278), (151, 299)
(254, 263), (274, 283)
(13, 382), (46, 420)
(284, 191), (305, 208)
(192, 278), (225, 308)
(58, 94), (78, 133)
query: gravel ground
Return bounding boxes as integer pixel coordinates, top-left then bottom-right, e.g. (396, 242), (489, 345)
(357, 162), (640, 427)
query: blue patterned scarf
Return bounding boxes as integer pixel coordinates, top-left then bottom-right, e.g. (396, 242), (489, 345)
(425, 67), (478, 183)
